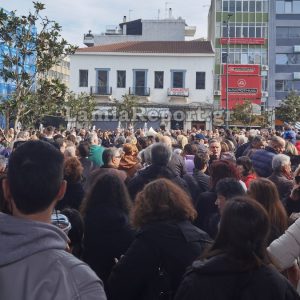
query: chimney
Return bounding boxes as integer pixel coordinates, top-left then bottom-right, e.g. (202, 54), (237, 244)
(123, 16), (127, 23)
(169, 8), (172, 19)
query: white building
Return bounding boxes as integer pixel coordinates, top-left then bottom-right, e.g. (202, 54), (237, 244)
(70, 40), (215, 130)
(83, 14), (196, 47)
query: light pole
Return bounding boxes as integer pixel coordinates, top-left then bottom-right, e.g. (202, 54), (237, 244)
(224, 13), (233, 129)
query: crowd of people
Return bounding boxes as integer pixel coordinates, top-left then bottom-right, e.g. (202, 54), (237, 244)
(1, 123), (300, 299)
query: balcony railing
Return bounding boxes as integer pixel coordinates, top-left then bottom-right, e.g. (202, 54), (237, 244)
(90, 86), (112, 95)
(168, 88), (189, 97)
(129, 86), (150, 96)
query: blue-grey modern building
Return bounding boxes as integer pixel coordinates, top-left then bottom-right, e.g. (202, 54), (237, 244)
(269, 1), (300, 108)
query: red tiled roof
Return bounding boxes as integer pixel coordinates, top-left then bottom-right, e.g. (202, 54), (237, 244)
(77, 41), (213, 54)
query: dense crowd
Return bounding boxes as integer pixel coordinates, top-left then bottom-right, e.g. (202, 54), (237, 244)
(1, 124), (300, 299)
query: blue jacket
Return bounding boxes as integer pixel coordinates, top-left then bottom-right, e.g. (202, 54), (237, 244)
(251, 147), (277, 178)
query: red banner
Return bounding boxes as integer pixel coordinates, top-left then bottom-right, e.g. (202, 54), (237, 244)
(221, 64), (262, 109)
(225, 64), (260, 75)
(220, 38), (265, 45)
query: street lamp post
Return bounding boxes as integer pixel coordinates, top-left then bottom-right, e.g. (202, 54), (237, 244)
(224, 13), (233, 129)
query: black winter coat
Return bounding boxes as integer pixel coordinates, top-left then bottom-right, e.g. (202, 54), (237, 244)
(82, 206), (135, 286)
(107, 221), (211, 300)
(175, 254), (300, 300)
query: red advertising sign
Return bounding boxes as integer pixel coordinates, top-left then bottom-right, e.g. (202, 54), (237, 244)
(220, 38), (265, 45)
(221, 64), (262, 109)
(225, 64), (260, 75)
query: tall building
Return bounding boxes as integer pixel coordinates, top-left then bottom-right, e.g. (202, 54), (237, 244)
(208, 0), (269, 126)
(269, 1), (300, 108)
(83, 13), (196, 46)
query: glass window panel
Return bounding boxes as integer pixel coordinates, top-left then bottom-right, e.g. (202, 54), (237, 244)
(230, 26), (235, 37)
(294, 1), (300, 13)
(117, 70), (126, 88)
(254, 53), (261, 64)
(241, 53), (248, 64)
(263, 1), (268, 12)
(294, 81), (300, 91)
(236, 1), (242, 12)
(173, 72), (184, 88)
(236, 27), (241, 37)
(249, 52), (255, 64)
(223, 0), (229, 11)
(223, 26), (228, 37)
(262, 52), (267, 65)
(256, 27), (261, 38)
(249, 27), (255, 37)
(256, 1), (262, 12)
(275, 80), (284, 91)
(154, 71), (164, 89)
(243, 1), (249, 12)
(276, 1), (285, 13)
(249, 1), (256, 12)
(79, 70), (88, 87)
(242, 27), (248, 37)
(229, 1), (235, 12)
(196, 72), (206, 89)
(285, 1), (292, 13)
(285, 80), (293, 91)
(276, 54), (288, 64)
(289, 27), (300, 38)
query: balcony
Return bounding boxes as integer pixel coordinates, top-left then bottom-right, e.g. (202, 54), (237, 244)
(90, 86), (112, 96)
(129, 86), (150, 97)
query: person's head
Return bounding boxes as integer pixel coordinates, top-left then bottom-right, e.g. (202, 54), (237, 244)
(54, 137), (66, 154)
(207, 197), (270, 268)
(16, 130), (30, 141)
(77, 141), (90, 158)
(61, 208), (84, 258)
(132, 179), (196, 228)
(81, 173), (131, 216)
(271, 154), (291, 175)
(64, 157), (83, 184)
(45, 126), (54, 138)
(160, 135), (172, 148)
(151, 142), (172, 166)
(88, 133), (98, 145)
(102, 147), (122, 167)
(3, 141), (66, 216)
(209, 139), (221, 158)
(194, 152), (209, 171)
(236, 156), (255, 177)
(215, 178), (245, 214)
(248, 178), (287, 234)
(209, 160), (240, 189)
(251, 135), (265, 149)
(269, 136), (286, 154)
(183, 143), (198, 156)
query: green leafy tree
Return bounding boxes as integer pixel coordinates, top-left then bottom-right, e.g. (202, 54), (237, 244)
(276, 90), (300, 124)
(65, 92), (96, 128)
(231, 100), (254, 126)
(0, 2), (77, 129)
(113, 94), (139, 128)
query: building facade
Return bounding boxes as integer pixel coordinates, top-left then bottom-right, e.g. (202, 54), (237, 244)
(269, 0), (300, 107)
(70, 41), (214, 130)
(83, 15), (196, 47)
(208, 0), (269, 126)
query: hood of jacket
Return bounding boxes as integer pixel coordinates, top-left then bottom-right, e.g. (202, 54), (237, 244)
(0, 212), (68, 267)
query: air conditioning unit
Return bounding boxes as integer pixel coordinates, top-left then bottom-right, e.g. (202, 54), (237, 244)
(294, 72), (300, 80)
(294, 45), (300, 53)
(214, 90), (221, 96)
(261, 91), (268, 98)
(261, 65), (269, 71)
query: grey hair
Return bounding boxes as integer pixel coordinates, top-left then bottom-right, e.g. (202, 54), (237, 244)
(151, 142), (172, 166)
(272, 154), (290, 172)
(102, 147), (122, 165)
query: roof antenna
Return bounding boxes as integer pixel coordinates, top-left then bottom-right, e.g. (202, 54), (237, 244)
(128, 9), (133, 21)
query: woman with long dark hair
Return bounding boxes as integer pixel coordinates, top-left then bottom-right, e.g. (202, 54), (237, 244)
(81, 173), (135, 286)
(175, 197), (299, 300)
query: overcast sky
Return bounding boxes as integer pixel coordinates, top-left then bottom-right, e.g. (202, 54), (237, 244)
(3, 0), (211, 47)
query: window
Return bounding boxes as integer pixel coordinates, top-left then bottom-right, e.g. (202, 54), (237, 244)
(249, 1), (256, 12)
(275, 80), (284, 91)
(229, 0), (235, 12)
(243, 1), (249, 12)
(294, 1), (300, 13)
(276, 1), (285, 13)
(172, 71), (185, 88)
(285, 1), (292, 13)
(117, 70), (126, 88)
(154, 71), (164, 89)
(256, 1), (262, 12)
(223, 0), (229, 11)
(276, 27), (289, 38)
(236, 1), (242, 12)
(79, 70), (88, 87)
(196, 72), (205, 89)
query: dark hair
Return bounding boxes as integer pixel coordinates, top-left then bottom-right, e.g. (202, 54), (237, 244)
(102, 148), (119, 165)
(132, 179), (197, 228)
(151, 143), (172, 166)
(7, 141), (64, 214)
(61, 208), (84, 258)
(81, 173), (131, 216)
(209, 160), (240, 189)
(236, 156), (254, 177)
(215, 178), (245, 199)
(206, 196), (271, 269)
(248, 178), (288, 237)
(194, 152), (209, 170)
(78, 141), (90, 158)
(183, 143), (198, 155)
